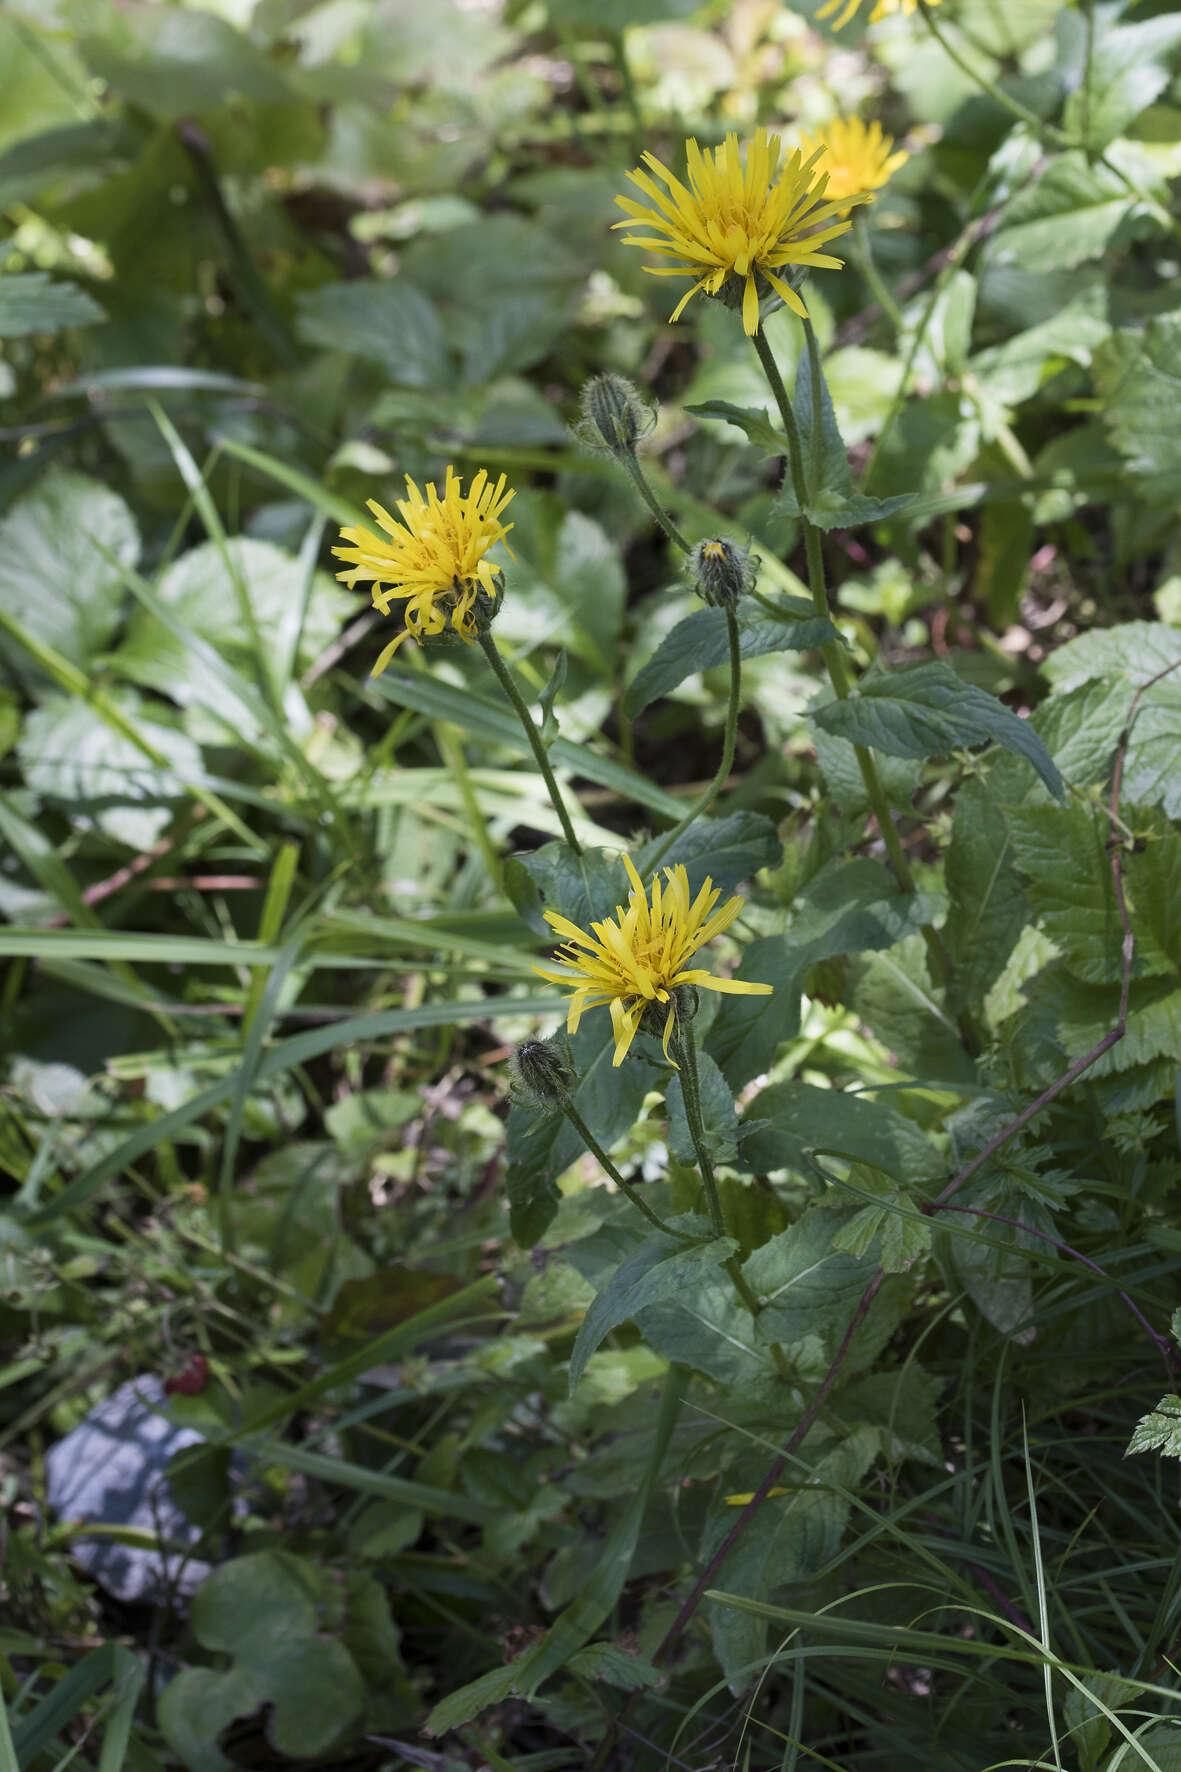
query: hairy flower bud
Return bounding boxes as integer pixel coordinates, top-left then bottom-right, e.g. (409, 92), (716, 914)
(510, 1038), (577, 1108)
(689, 537), (757, 609)
(572, 373), (658, 458)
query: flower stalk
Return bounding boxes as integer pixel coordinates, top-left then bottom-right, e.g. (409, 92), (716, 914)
(646, 603), (742, 869)
(477, 631), (582, 853)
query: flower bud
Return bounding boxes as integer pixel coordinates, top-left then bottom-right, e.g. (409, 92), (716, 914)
(510, 1038), (577, 1109)
(572, 373), (657, 458)
(689, 537), (757, 609)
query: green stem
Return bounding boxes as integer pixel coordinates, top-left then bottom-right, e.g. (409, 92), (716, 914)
(557, 1097), (694, 1241)
(915, 0), (1071, 147)
(853, 214), (905, 332)
(645, 605), (741, 868)
(752, 322), (964, 1009)
(619, 448), (692, 554)
(673, 1022), (793, 1382)
(478, 632), (582, 853)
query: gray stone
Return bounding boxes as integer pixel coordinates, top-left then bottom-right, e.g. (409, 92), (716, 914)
(45, 1375), (212, 1603)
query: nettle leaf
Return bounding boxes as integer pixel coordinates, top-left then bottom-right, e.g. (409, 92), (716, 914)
(1094, 314), (1181, 507)
(1126, 832), (1181, 969)
(811, 661), (1064, 799)
(1126, 1396), (1181, 1458)
(1034, 969), (1181, 1079)
(0, 270), (105, 338)
(740, 1081), (943, 1188)
(568, 1233), (736, 1392)
(567, 1642), (661, 1691)
(771, 352), (915, 529)
(505, 1019), (653, 1247)
(1008, 802), (1173, 983)
(624, 606), (837, 719)
(666, 1051), (738, 1167)
(708, 859), (943, 1089)
(829, 1168), (932, 1274)
(944, 776), (1028, 1013)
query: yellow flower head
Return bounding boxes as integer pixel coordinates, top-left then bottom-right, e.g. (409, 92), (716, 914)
(797, 118), (908, 210)
(817, 0), (937, 30)
(613, 127), (864, 337)
(534, 855), (772, 1067)
(332, 466), (515, 677)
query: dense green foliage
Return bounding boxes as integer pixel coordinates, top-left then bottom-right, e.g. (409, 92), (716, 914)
(2, 0), (1181, 1769)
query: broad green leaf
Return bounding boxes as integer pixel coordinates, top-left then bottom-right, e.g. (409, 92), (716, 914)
(569, 1234), (736, 1392)
(295, 278), (451, 386)
(0, 270), (104, 338)
(666, 1051), (738, 1167)
(192, 1551), (318, 1654)
(1127, 1396), (1181, 1458)
(708, 860), (943, 1088)
(1064, 13), (1181, 150)
(0, 470), (138, 676)
(742, 1208), (877, 1348)
(0, 117), (141, 207)
(989, 154), (1158, 273)
(945, 776), (1029, 1014)
(567, 1642), (661, 1691)
(811, 660), (1064, 799)
(967, 290), (1109, 410)
(116, 538), (354, 733)
(633, 811), (782, 896)
(1040, 619), (1181, 695)
(623, 606), (838, 718)
(401, 215), (583, 379)
(740, 1080), (943, 1186)
(706, 1427), (880, 1685)
(79, 7), (293, 117)
(504, 841), (627, 936)
(1063, 1673), (1147, 1772)
(849, 935), (976, 1085)
(1126, 832), (1181, 968)
(19, 691), (203, 850)
(1008, 802), (1172, 983)
(1094, 314), (1181, 506)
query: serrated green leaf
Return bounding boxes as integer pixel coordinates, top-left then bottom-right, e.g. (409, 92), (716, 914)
(624, 606), (837, 719)
(945, 776), (1029, 1014)
(805, 489), (917, 530)
(504, 841), (626, 936)
(1008, 802), (1172, 983)
(295, 278), (451, 386)
(989, 154), (1158, 273)
(0, 270), (105, 338)
(569, 1233), (735, 1392)
(709, 860), (943, 1088)
(829, 1170), (932, 1273)
(742, 1207), (877, 1346)
(1127, 1395), (1181, 1458)
(1095, 313), (1181, 505)
(567, 1642), (661, 1691)
(811, 661), (1064, 799)
(1064, 13), (1181, 150)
